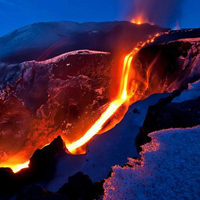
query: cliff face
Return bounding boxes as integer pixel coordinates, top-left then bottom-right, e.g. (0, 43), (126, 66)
(0, 50), (113, 165)
(128, 37), (200, 105)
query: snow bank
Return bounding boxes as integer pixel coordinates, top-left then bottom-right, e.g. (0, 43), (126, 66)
(103, 126), (200, 200)
(39, 49), (110, 64)
(172, 80), (200, 103)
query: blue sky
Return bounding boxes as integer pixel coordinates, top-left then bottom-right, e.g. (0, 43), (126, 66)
(0, 0), (200, 37)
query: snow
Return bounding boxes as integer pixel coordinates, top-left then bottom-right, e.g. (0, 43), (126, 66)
(40, 50), (110, 64)
(172, 80), (200, 103)
(178, 38), (200, 42)
(103, 126), (200, 200)
(45, 93), (170, 191)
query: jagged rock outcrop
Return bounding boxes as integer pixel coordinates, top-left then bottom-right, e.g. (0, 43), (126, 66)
(15, 172), (104, 200)
(129, 37), (200, 105)
(58, 172), (104, 200)
(136, 88), (200, 151)
(16, 185), (68, 200)
(0, 136), (66, 199)
(0, 50), (113, 165)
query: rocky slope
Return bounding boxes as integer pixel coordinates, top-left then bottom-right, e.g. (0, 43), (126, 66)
(1, 30), (200, 199)
(0, 50), (113, 166)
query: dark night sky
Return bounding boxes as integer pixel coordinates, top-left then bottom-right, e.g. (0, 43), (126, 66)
(0, 0), (200, 37)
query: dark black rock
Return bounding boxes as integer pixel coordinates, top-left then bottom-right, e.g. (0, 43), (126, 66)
(0, 136), (66, 199)
(16, 185), (68, 200)
(29, 136), (66, 180)
(58, 172), (104, 200)
(0, 168), (15, 199)
(133, 108), (140, 114)
(136, 91), (200, 152)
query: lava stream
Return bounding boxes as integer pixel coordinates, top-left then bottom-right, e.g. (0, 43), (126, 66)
(66, 32), (164, 153)
(3, 31), (168, 172)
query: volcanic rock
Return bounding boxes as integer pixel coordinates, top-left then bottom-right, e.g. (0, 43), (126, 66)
(136, 91), (200, 151)
(0, 50), (113, 164)
(29, 136), (66, 181)
(0, 136), (66, 199)
(0, 168), (15, 199)
(58, 172), (104, 200)
(129, 37), (200, 104)
(16, 185), (68, 200)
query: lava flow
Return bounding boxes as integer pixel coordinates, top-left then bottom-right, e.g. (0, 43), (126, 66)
(2, 31), (167, 173)
(66, 32), (164, 153)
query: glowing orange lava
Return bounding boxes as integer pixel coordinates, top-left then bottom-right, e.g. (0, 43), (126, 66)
(2, 31), (169, 172)
(66, 32), (165, 153)
(0, 160), (30, 173)
(131, 14), (154, 25)
(66, 53), (134, 153)
(131, 15), (147, 25)
(12, 161), (30, 173)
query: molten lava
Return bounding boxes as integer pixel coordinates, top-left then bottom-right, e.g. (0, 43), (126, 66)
(1, 31), (168, 172)
(131, 15), (151, 25)
(66, 54), (133, 153)
(12, 161), (30, 173)
(66, 32), (164, 153)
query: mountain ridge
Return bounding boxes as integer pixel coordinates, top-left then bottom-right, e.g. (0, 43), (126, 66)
(0, 21), (168, 64)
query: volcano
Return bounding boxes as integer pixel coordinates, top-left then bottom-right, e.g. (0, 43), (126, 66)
(0, 21), (200, 200)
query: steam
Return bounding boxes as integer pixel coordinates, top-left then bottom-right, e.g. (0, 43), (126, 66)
(128, 0), (185, 28)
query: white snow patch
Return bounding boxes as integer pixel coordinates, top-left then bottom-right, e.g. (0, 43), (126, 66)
(39, 50), (110, 65)
(103, 126), (200, 200)
(172, 80), (200, 103)
(46, 93), (170, 191)
(177, 37), (200, 42)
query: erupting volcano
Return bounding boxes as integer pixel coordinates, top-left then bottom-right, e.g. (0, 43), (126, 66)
(131, 15), (151, 25)
(1, 1), (200, 199)
(1, 31), (166, 173)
